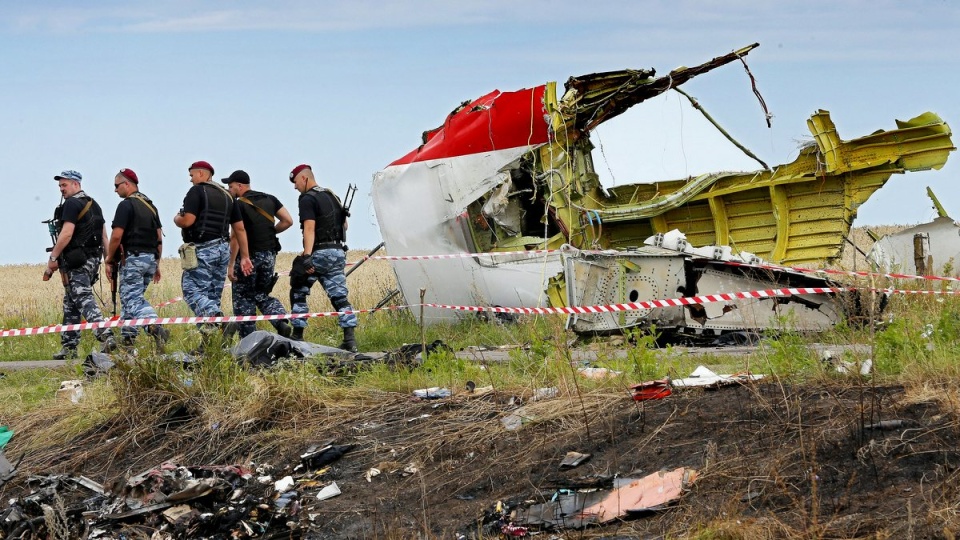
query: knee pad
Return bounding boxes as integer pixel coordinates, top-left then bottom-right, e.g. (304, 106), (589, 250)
(331, 297), (351, 312)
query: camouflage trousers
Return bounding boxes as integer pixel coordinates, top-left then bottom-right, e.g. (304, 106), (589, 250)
(118, 253), (159, 339)
(232, 250), (288, 338)
(60, 256), (111, 347)
(181, 240), (229, 317)
(290, 248), (357, 329)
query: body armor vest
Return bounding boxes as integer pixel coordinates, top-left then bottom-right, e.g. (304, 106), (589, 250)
(184, 182), (232, 243)
(121, 192), (161, 255)
(306, 187), (345, 245)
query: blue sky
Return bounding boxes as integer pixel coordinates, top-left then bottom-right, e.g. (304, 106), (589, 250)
(2, 1), (958, 265)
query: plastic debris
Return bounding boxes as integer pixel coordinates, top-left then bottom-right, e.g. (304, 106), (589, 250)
(413, 387), (452, 399)
(56, 380), (84, 403)
(532, 387), (559, 401)
(671, 365), (763, 388)
(629, 379), (672, 401)
(274, 475), (295, 493)
(316, 481), (341, 501)
(559, 451), (591, 469)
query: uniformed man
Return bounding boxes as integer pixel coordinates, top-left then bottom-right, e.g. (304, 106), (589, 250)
(104, 168), (170, 350)
(42, 170), (117, 359)
(222, 169), (295, 339)
(288, 164), (357, 351)
(173, 161), (252, 334)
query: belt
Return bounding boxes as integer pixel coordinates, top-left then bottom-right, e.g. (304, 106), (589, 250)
(125, 251), (158, 258)
(195, 237), (227, 248)
(314, 241), (344, 250)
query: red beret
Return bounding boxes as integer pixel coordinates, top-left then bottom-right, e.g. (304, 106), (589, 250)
(189, 161), (214, 175)
(118, 168), (139, 184)
(289, 164), (311, 182)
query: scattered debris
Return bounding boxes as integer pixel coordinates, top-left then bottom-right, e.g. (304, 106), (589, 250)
(532, 387), (559, 401)
(501, 408), (535, 431)
(413, 387), (452, 399)
(822, 350), (873, 375)
(578, 366), (623, 379)
(865, 420), (912, 430)
(559, 451), (591, 470)
(671, 365), (763, 389)
(629, 379), (672, 401)
(300, 443), (354, 470)
(316, 481), (341, 501)
(56, 379), (84, 403)
(0, 460), (315, 538)
(511, 467), (698, 529)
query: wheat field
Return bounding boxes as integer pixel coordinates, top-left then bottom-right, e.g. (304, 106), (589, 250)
(0, 250), (399, 333)
(0, 225), (913, 336)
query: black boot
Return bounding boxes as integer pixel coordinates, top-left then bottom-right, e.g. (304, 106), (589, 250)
(53, 345), (78, 360)
(291, 326), (304, 341)
(339, 327), (358, 353)
(276, 320), (293, 339)
(147, 325), (170, 351)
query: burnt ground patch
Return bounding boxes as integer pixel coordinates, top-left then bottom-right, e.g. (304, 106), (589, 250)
(3, 380), (960, 539)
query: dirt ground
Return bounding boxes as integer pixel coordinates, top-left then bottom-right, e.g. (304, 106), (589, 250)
(3, 375), (960, 539)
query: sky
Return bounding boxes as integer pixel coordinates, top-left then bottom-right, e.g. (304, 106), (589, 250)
(2, 0), (959, 265)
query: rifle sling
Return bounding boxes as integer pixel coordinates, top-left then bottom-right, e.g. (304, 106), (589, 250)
(238, 196), (276, 223)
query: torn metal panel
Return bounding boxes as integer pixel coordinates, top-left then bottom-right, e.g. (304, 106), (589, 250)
(867, 216), (960, 276)
(512, 467), (698, 529)
(672, 365), (764, 388)
(371, 43), (953, 331)
(560, 236), (846, 334)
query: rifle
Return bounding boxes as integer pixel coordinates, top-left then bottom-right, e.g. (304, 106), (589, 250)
(108, 260), (119, 316)
(341, 184), (357, 247)
(342, 183), (357, 216)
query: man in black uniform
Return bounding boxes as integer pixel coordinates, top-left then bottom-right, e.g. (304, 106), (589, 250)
(104, 168), (169, 349)
(173, 161), (252, 331)
(222, 169), (295, 339)
(288, 164), (357, 351)
(42, 169), (117, 359)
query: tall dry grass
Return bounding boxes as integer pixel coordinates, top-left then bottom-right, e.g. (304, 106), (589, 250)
(0, 249), (398, 333)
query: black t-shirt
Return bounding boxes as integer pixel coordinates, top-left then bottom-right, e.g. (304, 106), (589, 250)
(60, 194), (88, 225)
(232, 190), (284, 253)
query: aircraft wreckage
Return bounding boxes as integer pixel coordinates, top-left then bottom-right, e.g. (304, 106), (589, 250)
(371, 43), (954, 336)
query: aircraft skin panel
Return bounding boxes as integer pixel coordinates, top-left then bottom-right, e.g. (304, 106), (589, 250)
(389, 86), (550, 167)
(868, 216), (960, 276)
(374, 144), (559, 322)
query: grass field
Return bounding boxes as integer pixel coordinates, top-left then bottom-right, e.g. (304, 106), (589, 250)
(5, 226), (960, 537)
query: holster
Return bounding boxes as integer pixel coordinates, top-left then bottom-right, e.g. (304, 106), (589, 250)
(290, 255), (310, 288)
(259, 273), (280, 294)
(61, 246), (88, 271)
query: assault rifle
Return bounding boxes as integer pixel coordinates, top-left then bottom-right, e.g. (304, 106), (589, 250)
(41, 217), (58, 254)
(342, 184), (356, 247)
(108, 258), (119, 316)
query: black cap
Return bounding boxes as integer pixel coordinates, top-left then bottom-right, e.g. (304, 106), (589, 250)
(221, 170), (250, 184)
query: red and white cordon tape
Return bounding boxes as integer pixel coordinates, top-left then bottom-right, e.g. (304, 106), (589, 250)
(427, 286), (850, 315)
(1, 286), (848, 338)
(722, 260), (960, 284)
(0, 309), (404, 338)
